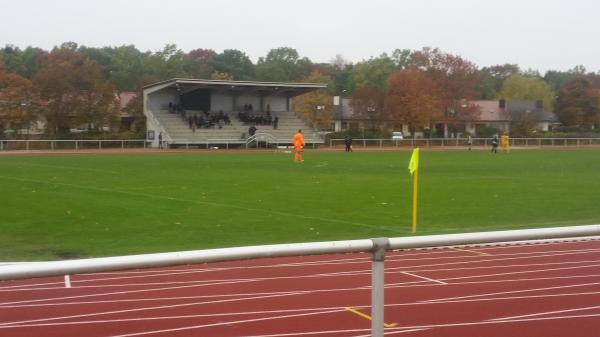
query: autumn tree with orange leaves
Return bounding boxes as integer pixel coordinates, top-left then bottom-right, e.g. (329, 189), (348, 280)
(33, 43), (119, 136)
(0, 61), (40, 133)
(385, 67), (443, 134)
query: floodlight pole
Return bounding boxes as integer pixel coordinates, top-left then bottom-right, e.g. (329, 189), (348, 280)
(371, 238), (390, 337)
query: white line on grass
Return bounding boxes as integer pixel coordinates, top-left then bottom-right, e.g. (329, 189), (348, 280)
(0, 175), (391, 232)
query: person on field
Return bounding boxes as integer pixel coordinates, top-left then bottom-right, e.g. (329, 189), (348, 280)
(158, 132), (163, 149)
(292, 129), (305, 163)
(344, 134), (353, 152)
(501, 134), (510, 153)
(491, 134), (499, 153)
(467, 135), (472, 151)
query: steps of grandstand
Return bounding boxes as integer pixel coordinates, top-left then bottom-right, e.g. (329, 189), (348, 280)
(151, 109), (324, 145)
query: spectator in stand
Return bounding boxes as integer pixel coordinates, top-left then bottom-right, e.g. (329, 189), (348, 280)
(273, 116), (278, 129)
(249, 125), (257, 136)
(188, 116), (194, 129)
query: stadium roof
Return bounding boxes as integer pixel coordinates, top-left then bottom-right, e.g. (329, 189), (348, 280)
(143, 78), (327, 96)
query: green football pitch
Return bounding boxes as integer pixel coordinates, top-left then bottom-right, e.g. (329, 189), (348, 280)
(1, 149), (599, 261)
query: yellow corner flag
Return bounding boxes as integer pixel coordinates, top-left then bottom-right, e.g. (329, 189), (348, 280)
(408, 148), (419, 233)
(408, 148), (419, 175)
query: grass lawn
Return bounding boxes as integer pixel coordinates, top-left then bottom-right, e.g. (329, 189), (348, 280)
(1, 149), (599, 261)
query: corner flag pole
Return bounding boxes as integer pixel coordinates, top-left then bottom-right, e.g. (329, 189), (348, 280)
(408, 148), (420, 233)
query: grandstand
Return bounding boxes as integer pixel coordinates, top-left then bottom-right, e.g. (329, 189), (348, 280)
(143, 79), (327, 148)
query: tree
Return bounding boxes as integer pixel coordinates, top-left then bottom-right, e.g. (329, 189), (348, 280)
(0, 63), (40, 132)
(411, 48), (481, 114)
(142, 44), (186, 81)
(500, 74), (555, 111)
(385, 67), (443, 134)
(351, 54), (396, 91)
(478, 64), (520, 99)
(293, 71), (333, 128)
(350, 86), (386, 130)
(256, 47), (310, 82)
(555, 77), (600, 127)
(184, 48), (216, 78)
(211, 49), (254, 80)
(33, 45), (119, 136)
(122, 75), (157, 136)
(107, 45), (144, 91)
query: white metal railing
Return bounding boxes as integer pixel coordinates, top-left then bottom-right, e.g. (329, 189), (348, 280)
(329, 137), (600, 148)
(1, 224), (598, 337)
(0, 139), (148, 151)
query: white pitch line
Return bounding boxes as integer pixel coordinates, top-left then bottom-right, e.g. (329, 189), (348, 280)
(402, 271), (447, 285)
(0, 175), (391, 232)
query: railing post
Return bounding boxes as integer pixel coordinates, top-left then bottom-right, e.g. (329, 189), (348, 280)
(121, 140), (125, 150)
(51, 141), (54, 151)
(371, 238), (390, 337)
(99, 141), (102, 150)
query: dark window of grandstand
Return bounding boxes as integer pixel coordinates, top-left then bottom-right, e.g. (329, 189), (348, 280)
(181, 88), (211, 111)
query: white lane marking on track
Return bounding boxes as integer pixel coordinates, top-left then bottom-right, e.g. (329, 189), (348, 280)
(4, 259), (600, 307)
(0, 290), (312, 327)
(4, 250), (599, 294)
(9, 258), (598, 297)
(4, 245), (597, 292)
(64, 275), (71, 288)
(0, 277), (267, 306)
(421, 280), (600, 303)
(402, 271), (447, 285)
(4, 290), (600, 329)
(0, 175), (390, 232)
(350, 328), (430, 337)
(377, 313), (600, 333)
(4, 275), (600, 310)
(0, 305), (350, 328)
(488, 304), (600, 321)
(106, 308), (346, 337)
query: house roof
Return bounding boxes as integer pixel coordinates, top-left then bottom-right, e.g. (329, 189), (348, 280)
(470, 100), (510, 122)
(119, 92), (136, 110)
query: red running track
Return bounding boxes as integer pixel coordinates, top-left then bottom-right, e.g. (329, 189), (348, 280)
(1, 239), (600, 337)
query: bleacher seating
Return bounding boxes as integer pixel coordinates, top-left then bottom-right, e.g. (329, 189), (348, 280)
(151, 109), (323, 146)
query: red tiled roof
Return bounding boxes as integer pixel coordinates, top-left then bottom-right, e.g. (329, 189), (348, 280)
(470, 100), (510, 121)
(119, 92), (136, 110)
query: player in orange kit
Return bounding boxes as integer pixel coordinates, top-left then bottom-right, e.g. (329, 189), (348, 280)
(292, 129), (305, 163)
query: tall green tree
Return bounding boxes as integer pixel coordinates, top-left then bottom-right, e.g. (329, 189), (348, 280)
(351, 53), (396, 91)
(500, 74), (555, 111)
(211, 49), (254, 80)
(108, 45), (144, 91)
(256, 47), (308, 82)
(142, 44), (186, 81)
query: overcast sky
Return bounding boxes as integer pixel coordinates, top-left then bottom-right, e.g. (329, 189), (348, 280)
(1, 0), (598, 73)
